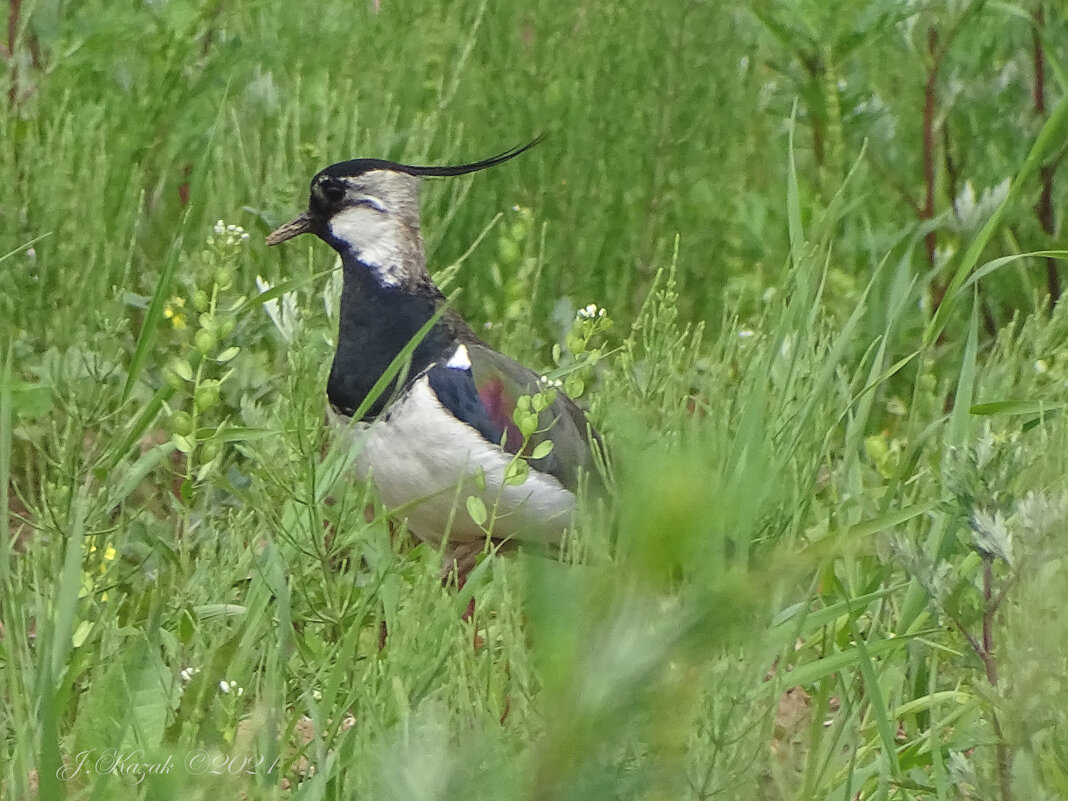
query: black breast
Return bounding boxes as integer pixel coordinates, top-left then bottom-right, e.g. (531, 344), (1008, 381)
(326, 263), (453, 419)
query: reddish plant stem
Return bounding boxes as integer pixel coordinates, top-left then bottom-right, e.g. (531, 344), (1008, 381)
(6, 0), (21, 106)
(981, 557), (997, 686)
(942, 124), (959, 210)
(942, 555), (1013, 801)
(6, 0), (18, 54)
(5, 0), (41, 109)
(799, 52), (826, 168)
(981, 555), (1013, 801)
(922, 26), (940, 274)
(1032, 6), (1060, 305)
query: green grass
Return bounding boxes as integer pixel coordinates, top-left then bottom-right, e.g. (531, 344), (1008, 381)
(3, 1), (1068, 799)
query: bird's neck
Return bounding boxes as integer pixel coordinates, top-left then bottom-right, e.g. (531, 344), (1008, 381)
(327, 255), (455, 419)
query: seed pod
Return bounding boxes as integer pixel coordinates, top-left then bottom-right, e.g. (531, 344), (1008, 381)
(171, 410), (194, 436)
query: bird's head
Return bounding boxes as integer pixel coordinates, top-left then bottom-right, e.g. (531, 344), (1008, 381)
(266, 138), (543, 287)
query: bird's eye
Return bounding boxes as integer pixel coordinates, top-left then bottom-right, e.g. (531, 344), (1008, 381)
(320, 180), (345, 205)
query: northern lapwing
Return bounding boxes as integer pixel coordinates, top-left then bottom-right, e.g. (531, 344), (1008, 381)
(266, 141), (602, 574)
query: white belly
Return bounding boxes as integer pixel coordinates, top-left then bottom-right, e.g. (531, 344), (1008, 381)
(331, 378), (575, 545)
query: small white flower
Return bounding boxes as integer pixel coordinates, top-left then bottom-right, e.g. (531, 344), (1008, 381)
(210, 220), (250, 247)
(1035, 360), (1049, 374)
(577, 303), (600, 320)
(738, 329), (755, 339)
(218, 679), (245, 696)
(180, 667), (200, 683)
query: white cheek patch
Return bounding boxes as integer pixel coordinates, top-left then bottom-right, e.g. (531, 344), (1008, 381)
(328, 205), (404, 287)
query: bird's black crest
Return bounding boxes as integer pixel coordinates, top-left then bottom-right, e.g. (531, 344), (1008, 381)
(318, 135), (545, 182)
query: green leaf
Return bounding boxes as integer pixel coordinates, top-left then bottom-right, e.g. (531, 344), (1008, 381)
(962, 249), (1068, 290)
(103, 383), (176, 472)
(843, 501), (942, 539)
(465, 495), (488, 527)
(123, 636), (175, 749)
(237, 268), (333, 312)
(215, 345), (240, 362)
(192, 604), (247, 620)
(531, 440), (554, 460)
(504, 459), (529, 486)
(172, 434), (195, 453)
(846, 612), (901, 779)
(760, 635), (915, 694)
(770, 584), (908, 640)
(205, 426), (275, 443)
(172, 357), (194, 381)
(785, 102), (805, 266)
(969, 399), (1066, 416)
(9, 381), (53, 418)
(947, 291), (979, 448)
(71, 620), (93, 648)
(106, 441), (177, 512)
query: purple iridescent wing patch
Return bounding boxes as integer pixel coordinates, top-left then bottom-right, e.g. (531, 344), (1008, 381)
(475, 376), (525, 453)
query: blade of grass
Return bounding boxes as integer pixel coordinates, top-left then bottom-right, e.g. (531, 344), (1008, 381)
(0, 345), (11, 583)
(316, 305), (448, 499)
(947, 291), (979, 447)
(238, 267), (335, 313)
(843, 500), (943, 540)
(846, 611), (901, 780)
(0, 232), (52, 265)
(757, 634), (917, 695)
(786, 101), (805, 267)
(121, 213), (188, 403)
(104, 384), (176, 471)
(961, 249), (1068, 290)
(122, 82), (233, 402)
(37, 483), (90, 800)
(970, 399), (1066, 415)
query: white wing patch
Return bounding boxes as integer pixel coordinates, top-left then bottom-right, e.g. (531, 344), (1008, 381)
(445, 344), (471, 370)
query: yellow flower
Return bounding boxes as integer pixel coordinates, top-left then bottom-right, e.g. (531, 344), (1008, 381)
(88, 542), (117, 574)
(164, 296), (187, 329)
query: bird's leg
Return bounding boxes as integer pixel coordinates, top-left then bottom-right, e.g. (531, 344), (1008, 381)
(440, 538), (486, 589)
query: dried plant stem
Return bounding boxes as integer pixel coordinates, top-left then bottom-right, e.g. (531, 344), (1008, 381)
(1032, 6), (1060, 305)
(981, 555), (1013, 801)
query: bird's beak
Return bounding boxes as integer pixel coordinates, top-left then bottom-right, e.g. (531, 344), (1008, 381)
(266, 210), (315, 246)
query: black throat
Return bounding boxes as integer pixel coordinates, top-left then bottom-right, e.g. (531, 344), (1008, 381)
(327, 259), (456, 420)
